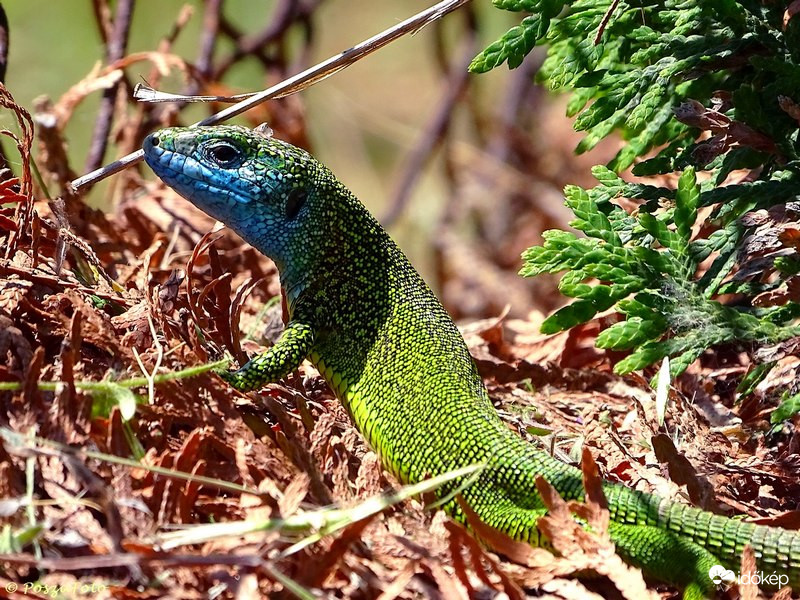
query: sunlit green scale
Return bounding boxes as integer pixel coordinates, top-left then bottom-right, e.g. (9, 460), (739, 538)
(143, 125), (800, 600)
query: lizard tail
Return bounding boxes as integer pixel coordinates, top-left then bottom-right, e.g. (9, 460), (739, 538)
(606, 482), (800, 593)
(663, 502), (800, 590)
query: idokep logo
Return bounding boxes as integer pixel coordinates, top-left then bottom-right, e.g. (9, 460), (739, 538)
(708, 564), (790, 588)
(708, 565), (736, 585)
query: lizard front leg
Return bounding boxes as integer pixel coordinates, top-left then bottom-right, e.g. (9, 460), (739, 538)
(219, 319), (315, 392)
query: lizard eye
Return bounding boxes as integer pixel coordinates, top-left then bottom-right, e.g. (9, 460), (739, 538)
(285, 187), (308, 220)
(204, 142), (242, 168)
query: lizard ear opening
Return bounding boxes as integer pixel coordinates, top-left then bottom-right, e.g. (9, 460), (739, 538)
(285, 187), (308, 220)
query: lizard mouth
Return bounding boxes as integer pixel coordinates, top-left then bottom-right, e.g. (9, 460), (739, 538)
(143, 131), (260, 212)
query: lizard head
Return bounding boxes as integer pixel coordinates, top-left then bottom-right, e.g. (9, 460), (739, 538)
(143, 125), (332, 281)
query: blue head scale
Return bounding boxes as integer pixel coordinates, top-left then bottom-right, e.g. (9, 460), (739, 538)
(142, 125), (319, 275)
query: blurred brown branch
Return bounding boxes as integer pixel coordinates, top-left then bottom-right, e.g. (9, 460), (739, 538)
(84, 0), (134, 172)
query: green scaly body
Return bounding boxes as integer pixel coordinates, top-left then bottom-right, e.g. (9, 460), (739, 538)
(143, 125), (800, 599)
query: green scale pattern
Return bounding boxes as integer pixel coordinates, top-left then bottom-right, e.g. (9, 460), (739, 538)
(143, 126), (800, 599)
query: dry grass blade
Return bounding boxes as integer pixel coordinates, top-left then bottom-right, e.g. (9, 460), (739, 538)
(155, 464), (482, 551)
(133, 83), (254, 104)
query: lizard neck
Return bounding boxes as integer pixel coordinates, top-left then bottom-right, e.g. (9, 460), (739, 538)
(280, 187), (390, 315)
(278, 262), (309, 310)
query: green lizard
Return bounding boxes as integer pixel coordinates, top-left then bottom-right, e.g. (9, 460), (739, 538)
(142, 125), (799, 599)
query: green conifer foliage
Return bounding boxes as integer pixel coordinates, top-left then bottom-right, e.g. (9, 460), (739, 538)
(473, 0), (800, 419)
